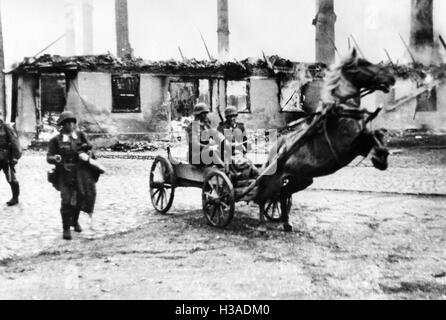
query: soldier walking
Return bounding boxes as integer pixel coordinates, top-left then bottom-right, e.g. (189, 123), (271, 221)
(47, 111), (101, 240)
(0, 118), (22, 206)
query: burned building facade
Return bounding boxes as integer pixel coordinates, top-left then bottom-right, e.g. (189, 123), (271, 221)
(5, 54), (324, 146)
(5, 54), (446, 148)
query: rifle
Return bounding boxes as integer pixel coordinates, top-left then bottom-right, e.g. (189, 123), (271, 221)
(216, 104), (224, 123)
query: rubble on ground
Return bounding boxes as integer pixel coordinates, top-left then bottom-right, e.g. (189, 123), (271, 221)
(107, 140), (172, 152)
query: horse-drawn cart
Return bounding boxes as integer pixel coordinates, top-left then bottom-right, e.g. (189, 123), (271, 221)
(149, 148), (291, 228)
(150, 49), (396, 232)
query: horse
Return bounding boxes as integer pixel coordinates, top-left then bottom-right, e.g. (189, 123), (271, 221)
(255, 48), (396, 232)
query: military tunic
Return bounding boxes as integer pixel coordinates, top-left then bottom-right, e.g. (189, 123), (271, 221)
(47, 130), (97, 230)
(0, 121), (21, 185)
(217, 121), (248, 161)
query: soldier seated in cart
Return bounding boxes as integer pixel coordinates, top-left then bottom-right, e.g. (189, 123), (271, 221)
(185, 103), (226, 168)
(217, 106), (258, 181)
(186, 103), (258, 181)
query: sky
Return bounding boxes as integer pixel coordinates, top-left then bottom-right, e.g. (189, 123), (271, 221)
(1, 0), (446, 68)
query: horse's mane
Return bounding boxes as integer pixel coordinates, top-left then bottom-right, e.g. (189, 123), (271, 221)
(322, 52), (358, 103)
(272, 52), (361, 156)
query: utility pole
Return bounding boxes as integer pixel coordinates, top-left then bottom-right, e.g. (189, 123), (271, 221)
(217, 0), (229, 61)
(0, 2), (5, 121)
(314, 0), (336, 65)
(83, 0), (93, 54)
(115, 0), (132, 58)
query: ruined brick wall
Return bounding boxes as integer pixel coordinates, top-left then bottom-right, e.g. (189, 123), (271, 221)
(74, 72), (168, 136)
(248, 77), (286, 130)
(362, 78), (446, 133)
(142, 75), (169, 134)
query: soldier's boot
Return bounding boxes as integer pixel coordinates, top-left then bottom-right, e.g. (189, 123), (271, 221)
(72, 209), (82, 233)
(74, 222), (82, 233)
(63, 229), (72, 240)
(61, 205), (73, 240)
(6, 182), (19, 206)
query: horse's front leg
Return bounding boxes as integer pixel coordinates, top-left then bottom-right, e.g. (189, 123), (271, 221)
(280, 194), (293, 232)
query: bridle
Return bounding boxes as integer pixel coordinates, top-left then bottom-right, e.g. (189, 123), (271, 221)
(321, 99), (379, 165)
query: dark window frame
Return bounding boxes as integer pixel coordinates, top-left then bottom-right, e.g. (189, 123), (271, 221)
(111, 73), (141, 113)
(168, 78), (199, 118)
(416, 87), (437, 113)
(39, 73), (67, 113)
(278, 79), (310, 114)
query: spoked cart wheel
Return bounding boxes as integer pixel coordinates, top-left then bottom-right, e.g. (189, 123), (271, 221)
(150, 156), (176, 214)
(263, 196), (292, 222)
(202, 170), (235, 228)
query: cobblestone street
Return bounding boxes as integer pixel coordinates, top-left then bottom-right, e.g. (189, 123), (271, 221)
(0, 148), (445, 261)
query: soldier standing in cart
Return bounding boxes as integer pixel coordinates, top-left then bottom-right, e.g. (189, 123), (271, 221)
(0, 118), (22, 206)
(47, 111), (102, 240)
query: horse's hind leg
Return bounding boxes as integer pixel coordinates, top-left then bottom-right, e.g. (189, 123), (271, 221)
(258, 201), (265, 223)
(280, 194), (293, 232)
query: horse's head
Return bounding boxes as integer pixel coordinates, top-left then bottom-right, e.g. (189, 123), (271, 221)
(325, 49), (396, 102)
(342, 48), (396, 93)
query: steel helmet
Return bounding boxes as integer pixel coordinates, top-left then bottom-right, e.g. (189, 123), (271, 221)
(193, 103), (210, 116)
(224, 106), (238, 118)
(57, 111), (77, 126)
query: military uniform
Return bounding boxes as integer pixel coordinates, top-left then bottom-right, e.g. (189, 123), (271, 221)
(185, 120), (211, 166)
(217, 121), (248, 158)
(216, 107), (258, 180)
(47, 111), (100, 239)
(0, 120), (22, 206)
(185, 103), (226, 167)
(47, 130), (96, 232)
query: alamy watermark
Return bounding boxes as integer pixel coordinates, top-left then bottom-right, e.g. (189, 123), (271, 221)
(186, 122), (280, 175)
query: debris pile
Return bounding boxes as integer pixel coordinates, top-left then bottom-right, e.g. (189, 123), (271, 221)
(107, 140), (173, 152)
(10, 53), (446, 84)
(386, 63), (446, 81)
(10, 53), (325, 79)
(17, 54), (122, 72)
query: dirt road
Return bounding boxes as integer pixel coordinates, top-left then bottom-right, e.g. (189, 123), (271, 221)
(1, 188), (445, 299)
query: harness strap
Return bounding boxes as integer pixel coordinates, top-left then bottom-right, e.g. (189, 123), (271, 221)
(321, 102), (372, 165)
(323, 116), (343, 164)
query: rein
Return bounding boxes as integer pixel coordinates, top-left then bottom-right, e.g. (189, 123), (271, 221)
(235, 90), (380, 201)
